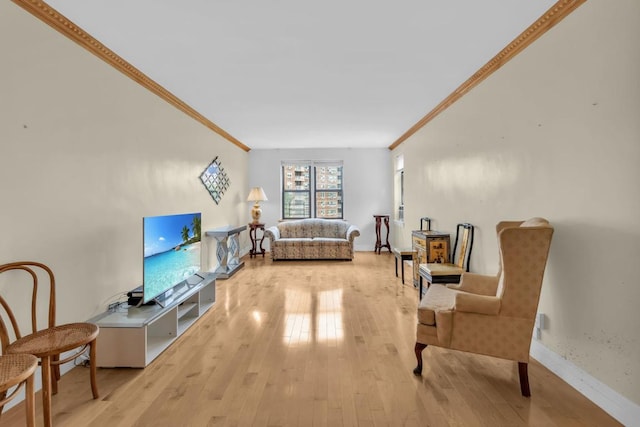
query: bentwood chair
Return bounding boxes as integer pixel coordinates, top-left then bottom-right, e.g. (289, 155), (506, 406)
(0, 261), (99, 427)
(0, 354), (38, 426)
(414, 218), (553, 396)
(418, 223), (474, 298)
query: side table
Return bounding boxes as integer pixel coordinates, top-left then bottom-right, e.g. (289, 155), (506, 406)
(205, 225), (246, 279)
(392, 247), (415, 284)
(249, 222), (266, 258)
(373, 214), (391, 254)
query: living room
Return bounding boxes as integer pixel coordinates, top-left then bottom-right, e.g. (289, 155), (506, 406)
(1, 0), (638, 426)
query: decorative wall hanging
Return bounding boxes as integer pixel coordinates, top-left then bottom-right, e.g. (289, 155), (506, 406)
(200, 156), (230, 204)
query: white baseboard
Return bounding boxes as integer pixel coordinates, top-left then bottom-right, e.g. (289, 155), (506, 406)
(530, 340), (640, 427)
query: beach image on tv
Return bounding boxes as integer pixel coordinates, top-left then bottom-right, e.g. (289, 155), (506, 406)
(143, 212), (201, 302)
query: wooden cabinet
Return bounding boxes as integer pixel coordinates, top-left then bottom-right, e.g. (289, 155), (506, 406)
(411, 230), (450, 288)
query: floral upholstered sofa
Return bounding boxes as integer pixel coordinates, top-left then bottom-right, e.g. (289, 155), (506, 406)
(264, 219), (360, 260)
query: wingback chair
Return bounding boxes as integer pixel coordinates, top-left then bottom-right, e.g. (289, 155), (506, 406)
(413, 218), (554, 396)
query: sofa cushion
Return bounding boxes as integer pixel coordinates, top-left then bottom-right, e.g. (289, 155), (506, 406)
(312, 237), (348, 243)
(278, 219), (349, 239)
(274, 237), (313, 245)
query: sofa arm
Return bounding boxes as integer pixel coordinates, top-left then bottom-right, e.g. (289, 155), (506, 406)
(346, 225), (360, 243)
(264, 226), (280, 243)
(447, 273), (498, 296)
(454, 292), (501, 315)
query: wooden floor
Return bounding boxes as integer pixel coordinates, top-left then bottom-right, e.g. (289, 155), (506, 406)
(2, 252), (620, 426)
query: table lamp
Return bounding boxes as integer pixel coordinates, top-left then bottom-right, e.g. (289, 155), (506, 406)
(247, 187), (268, 224)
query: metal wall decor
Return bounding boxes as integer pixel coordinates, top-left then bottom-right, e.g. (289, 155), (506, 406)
(200, 156), (230, 204)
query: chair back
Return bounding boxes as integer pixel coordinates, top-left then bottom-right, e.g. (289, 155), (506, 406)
(0, 262), (57, 353)
(495, 219), (554, 319)
(451, 223), (474, 271)
(419, 217), (432, 231)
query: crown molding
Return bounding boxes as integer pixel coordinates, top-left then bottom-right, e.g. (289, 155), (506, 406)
(388, 0), (587, 151)
(11, 0), (251, 153)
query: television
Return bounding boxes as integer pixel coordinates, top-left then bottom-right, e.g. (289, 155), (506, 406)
(142, 212), (203, 306)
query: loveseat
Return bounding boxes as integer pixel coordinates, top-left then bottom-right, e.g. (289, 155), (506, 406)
(264, 219), (360, 260)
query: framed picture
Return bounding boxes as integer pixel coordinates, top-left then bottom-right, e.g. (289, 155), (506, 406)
(428, 239), (449, 263)
(200, 156), (230, 204)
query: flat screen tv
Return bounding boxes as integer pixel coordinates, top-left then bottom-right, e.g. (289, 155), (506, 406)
(142, 212), (203, 305)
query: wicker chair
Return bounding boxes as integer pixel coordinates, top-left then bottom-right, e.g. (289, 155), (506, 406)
(0, 354), (38, 426)
(0, 261), (99, 427)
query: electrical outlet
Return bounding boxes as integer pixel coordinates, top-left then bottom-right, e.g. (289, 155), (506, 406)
(534, 312), (545, 340)
(537, 312), (545, 329)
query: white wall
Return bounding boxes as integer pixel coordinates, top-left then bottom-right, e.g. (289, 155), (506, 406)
(0, 1), (249, 329)
(248, 148), (392, 251)
(392, 0), (640, 412)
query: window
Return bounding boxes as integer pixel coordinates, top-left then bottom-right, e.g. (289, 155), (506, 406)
(282, 161), (343, 219)
(314, 164), (343, 219)
(282, 164), (311, 219)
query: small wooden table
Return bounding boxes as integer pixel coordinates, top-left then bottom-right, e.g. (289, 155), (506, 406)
(392, 247), (415, 284)
(249, 222), (266, 258)
(418, 263), (463, 300)
(374, 214), (391, 254)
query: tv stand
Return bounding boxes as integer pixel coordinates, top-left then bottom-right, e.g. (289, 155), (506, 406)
(89, 273), (216, 367)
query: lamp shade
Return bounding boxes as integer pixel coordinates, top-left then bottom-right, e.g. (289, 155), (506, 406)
(247, 187), (268, 202)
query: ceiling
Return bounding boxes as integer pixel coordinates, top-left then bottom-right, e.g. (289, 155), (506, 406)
(45, 0), (557, 150)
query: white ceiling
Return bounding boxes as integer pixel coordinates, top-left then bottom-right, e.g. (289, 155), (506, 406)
(46, 0), (556, 150)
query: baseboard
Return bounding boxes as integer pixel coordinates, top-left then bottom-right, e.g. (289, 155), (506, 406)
(530, 340), (640, 427)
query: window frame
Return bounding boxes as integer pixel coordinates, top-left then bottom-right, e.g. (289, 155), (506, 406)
(314, 162), (343, 220)
(281, 161), (344, 220)
(281, 163), (311, 220)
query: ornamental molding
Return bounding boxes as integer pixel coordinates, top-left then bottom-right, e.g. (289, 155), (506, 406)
(388, 0), (587, 150)
(12, 0), (250, 153)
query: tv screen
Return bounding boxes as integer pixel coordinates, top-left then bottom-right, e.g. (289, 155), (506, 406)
(143, 212), (202, 304)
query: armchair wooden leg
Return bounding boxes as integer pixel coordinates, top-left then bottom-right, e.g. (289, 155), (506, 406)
(518, 362), (531, 397)
(413, 342), (427, 375)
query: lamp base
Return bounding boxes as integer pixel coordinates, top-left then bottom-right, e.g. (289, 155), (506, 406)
(251, 203), (262, 224)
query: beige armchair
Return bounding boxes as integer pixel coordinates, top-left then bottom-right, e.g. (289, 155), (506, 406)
(413, 218), (554, 396)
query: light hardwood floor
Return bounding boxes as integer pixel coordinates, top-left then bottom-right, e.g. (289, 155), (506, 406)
(2, 252), (620, 426)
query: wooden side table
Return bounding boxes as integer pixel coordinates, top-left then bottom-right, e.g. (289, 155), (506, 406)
(249, 222), (266, 258)
(392, 247), (415, 284)
(374, 214), (391, 254)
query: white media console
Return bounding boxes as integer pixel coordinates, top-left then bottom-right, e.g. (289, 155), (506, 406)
(90, 273), (216, 368)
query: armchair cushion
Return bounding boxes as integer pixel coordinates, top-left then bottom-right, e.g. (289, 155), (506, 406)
(417, 284), (455, 326)
(418, 283), (501, 327)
